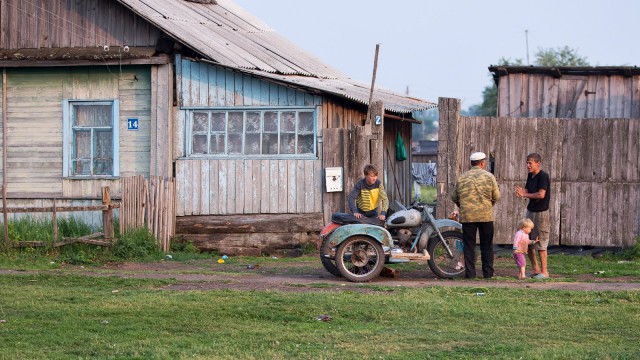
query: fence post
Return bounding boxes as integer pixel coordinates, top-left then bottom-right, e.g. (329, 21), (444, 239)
(436, 97), (461, 219)
(102, 186), (114, 241)
(52, 199), (58, 243)
(2, 184), (8, 252)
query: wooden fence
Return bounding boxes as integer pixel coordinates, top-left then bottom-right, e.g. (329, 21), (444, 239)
(120, 175), (176, 252)
(1, 186), (118, 251)
(437, 98), (640, 247)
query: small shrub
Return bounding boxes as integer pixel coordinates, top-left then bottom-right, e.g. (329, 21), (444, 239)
(301, 241), (317, 254)
(170, 240), (199, 253)
(111, 228), (163, 260)
(617, 239), (640, 260)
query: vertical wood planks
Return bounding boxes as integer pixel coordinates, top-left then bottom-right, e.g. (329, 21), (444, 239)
(121, 175), (176, 252)
(446, 111), (639, 246)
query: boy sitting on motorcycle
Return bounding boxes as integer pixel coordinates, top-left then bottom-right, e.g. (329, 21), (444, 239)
(348, 164), (389, 221)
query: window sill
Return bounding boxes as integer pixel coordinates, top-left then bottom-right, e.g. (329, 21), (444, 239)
(181, 156), (319, 161)
(64, 176), (120, 180)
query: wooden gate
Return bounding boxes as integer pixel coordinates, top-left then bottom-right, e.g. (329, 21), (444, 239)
(120, 175), (176, 251)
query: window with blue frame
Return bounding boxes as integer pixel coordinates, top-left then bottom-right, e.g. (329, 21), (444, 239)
(63, 100), (120, 177)
(187, 108), (316, 158)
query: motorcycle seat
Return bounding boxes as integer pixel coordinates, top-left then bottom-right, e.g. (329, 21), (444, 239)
(331, 212), (384, 226)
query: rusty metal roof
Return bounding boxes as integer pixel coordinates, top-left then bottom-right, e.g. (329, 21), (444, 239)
(117, 0), (436, 113)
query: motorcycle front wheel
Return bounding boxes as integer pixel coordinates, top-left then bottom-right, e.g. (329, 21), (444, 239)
(335, 236), (385, 282)
(427, 231), (465, 278)
(319, 235), (342, 277)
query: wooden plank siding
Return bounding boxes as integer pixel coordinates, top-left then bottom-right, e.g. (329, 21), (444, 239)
(175, 56), (322, 108)
(498, 73), (640, 119)
(174, 57), (324, 216)
(175, 159), (321, 216)
(0, 66), (153, 199)
(0, 0), (161, 50)
(383, 119), (412, 207)
(439, 109), (640, 247)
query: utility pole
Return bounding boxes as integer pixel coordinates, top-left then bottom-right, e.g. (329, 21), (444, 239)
(525, 29), (530, 65)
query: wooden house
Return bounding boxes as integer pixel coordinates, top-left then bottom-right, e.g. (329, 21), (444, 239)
(0, 0), (434, 254)
(411, 140), (438, 164)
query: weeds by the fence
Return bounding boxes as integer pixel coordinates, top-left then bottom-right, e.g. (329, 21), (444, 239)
(0, 216), (98, 243)
(111, 227), (163, 261)
(0, 217), (166, 264)
(616, 237), (640, 260)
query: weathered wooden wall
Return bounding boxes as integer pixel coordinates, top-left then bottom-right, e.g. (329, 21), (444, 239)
(439, 98), (640, 247)
(0, 0), (161, 49)
(321, 95), (368, 130)
(176, 159), (322, 216)
(321, 99), (412, 223)
(150, 63), (173, 178)
(383, 118), (412, 207)
(561, 118), (639, 246)
(0, 66), (152, 198)
(174, 57), (323, 216)
(176, 55), (323, 108)
(498, 73), (640, 119)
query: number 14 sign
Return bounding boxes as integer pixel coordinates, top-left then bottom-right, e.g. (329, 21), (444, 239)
(127, 118), (139, 131)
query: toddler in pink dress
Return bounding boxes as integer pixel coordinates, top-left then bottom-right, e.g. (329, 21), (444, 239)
(512, 218), (539, 279)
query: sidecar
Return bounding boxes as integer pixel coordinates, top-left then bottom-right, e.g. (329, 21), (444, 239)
(324, 222), (435, 282)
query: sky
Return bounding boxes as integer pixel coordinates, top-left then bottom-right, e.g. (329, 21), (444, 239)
(233, 0), (640, 109)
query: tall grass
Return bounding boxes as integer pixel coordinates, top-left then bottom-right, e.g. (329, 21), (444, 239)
(0, 216), (97, 243)
(0, 217), (166, 265)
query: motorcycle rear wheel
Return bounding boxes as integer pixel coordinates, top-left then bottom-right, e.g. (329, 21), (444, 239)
(427, 231), (465, 278)
(320, 235), (342, 277)
(335, 235), (385, 282)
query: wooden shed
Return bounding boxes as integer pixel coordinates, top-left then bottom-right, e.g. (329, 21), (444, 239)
(438, 64), (640, 247)
(0, 0), (434, 255)
(489, 66), (640, 118)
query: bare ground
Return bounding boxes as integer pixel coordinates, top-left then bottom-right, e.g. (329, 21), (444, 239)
(4, 254), (633, 293)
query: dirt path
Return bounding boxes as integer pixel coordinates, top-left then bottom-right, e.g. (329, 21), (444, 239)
(4, 256), (637, 293)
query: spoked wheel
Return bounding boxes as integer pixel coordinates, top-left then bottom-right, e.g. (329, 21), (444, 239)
(335, 236), (385, 282)
(319, 235), (342, 277)
(427, 231), (465, 278)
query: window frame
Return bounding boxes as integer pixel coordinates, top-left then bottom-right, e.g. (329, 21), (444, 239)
(62, 100), (120, 178)
(185, 107), (317, 159)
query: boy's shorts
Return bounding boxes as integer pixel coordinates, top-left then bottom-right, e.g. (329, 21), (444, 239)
(513, 252), (526, 267)
(526, 210), (550, 250)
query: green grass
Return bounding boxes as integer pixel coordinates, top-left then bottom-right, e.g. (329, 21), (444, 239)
(412, 184), (437, 204)
(0, 273), (638, 359)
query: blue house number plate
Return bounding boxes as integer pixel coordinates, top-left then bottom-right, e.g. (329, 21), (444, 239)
(127, 118), (139, 131)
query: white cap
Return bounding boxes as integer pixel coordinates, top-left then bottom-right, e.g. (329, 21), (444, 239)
(470, 152), (486, 161)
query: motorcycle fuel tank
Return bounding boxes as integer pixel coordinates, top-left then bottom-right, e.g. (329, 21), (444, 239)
(386, 208), (422, 228)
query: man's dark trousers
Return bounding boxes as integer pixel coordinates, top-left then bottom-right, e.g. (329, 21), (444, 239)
(462, 222), (494, 278)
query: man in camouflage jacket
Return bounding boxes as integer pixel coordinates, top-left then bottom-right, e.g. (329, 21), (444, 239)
(451, 152), (501, 278)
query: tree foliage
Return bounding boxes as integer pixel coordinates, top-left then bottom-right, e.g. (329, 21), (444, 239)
(535, 46), (589, 67)
(466, 47), (589, 116)
(412, 108), (438, 140)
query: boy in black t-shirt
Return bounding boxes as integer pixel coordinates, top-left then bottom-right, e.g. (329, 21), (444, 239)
(514, 153), (551, 278)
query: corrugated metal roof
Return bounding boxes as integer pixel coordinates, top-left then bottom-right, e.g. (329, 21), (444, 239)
(117, 0), (436, 113)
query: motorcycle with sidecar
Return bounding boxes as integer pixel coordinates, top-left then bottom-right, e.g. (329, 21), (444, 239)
(319, 202), (465, 282)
